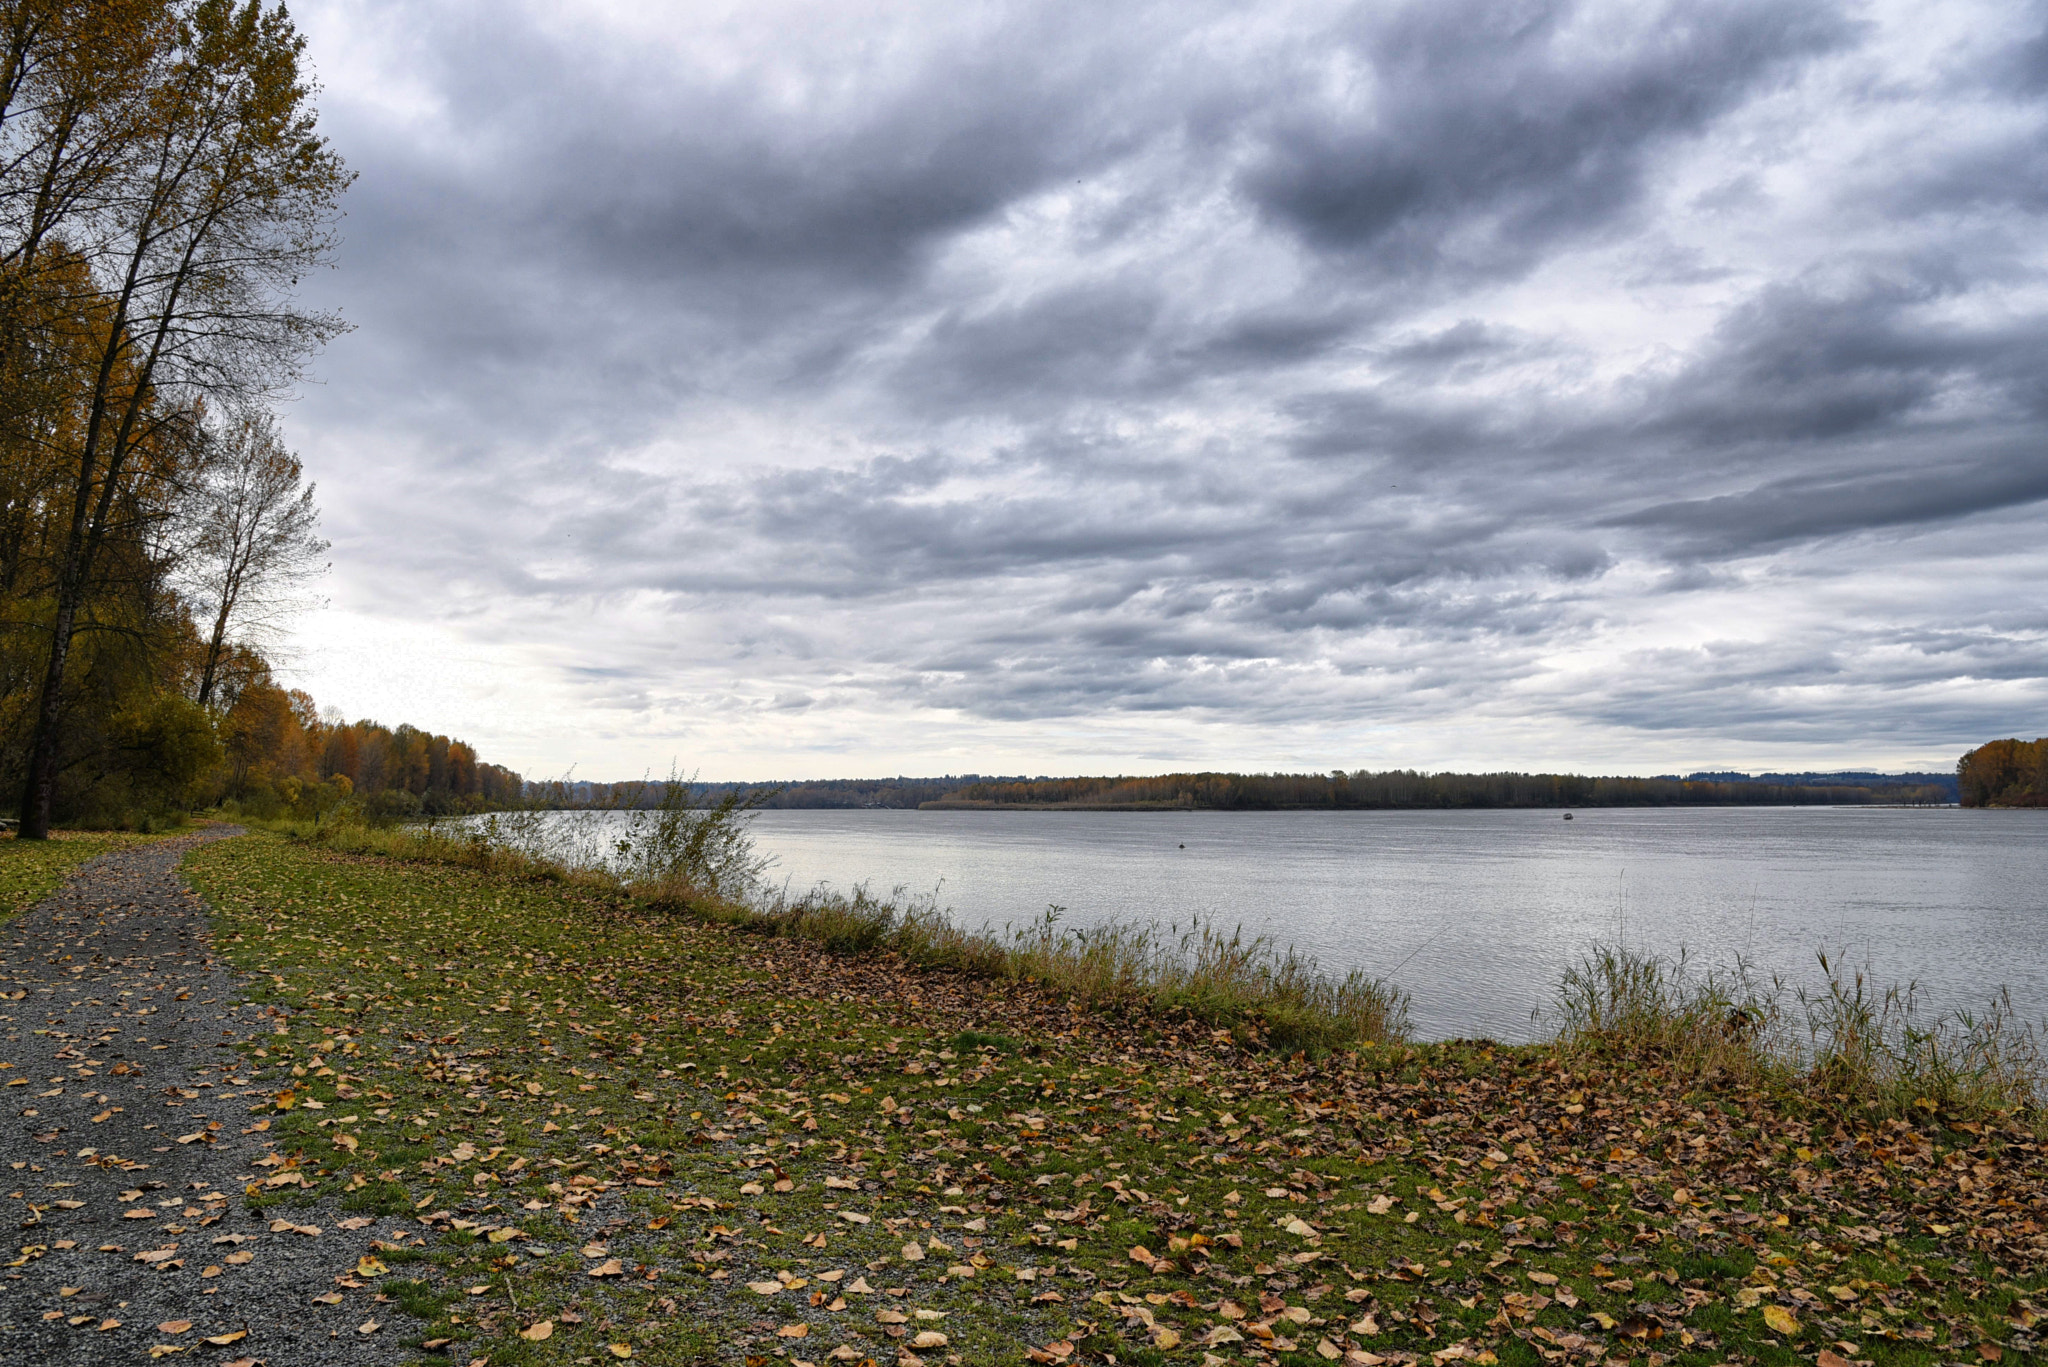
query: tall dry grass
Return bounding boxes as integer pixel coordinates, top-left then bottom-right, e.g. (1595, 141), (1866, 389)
(1546, 942), (2047, 1123)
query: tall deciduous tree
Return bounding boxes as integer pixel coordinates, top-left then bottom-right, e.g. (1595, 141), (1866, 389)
(187, 406), (324, 707)
(10, 0), (348, 837)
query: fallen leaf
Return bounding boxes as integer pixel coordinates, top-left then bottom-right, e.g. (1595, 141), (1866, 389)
(520, 1321), (554, 1341)
(358, 1319), (380, 1335)
(1763, 1305), (1800, 1336)
(608, 1345), (633, 1359)
(158, 1320), (193, 1333)
(205, 1330), (249, 1346)
(777, 1324), (809, 1338)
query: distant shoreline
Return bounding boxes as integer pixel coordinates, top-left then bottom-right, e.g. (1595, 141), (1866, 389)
(916, 796), (1962, 812)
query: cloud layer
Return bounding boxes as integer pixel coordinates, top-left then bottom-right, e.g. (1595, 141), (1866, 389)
(281, 0), (2048, 778)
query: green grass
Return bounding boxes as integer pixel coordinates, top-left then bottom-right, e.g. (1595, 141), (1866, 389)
(0, 828), (163, 921)
(179, 830), (2047, 1367)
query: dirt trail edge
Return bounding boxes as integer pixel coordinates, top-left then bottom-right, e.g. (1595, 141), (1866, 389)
(0, 828), (422, 1366)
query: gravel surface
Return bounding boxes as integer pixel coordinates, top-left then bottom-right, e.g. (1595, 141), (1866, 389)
(0, 829), (426, 1366)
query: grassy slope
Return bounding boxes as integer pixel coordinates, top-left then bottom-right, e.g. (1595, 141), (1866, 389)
(0, 829), (159, 920)
(182, 831), (2044, 1367)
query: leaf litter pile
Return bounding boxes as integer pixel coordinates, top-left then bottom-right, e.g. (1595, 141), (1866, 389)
(179, 832), (2045, 1367)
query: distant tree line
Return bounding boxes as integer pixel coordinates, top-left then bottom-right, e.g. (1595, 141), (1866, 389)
(528, 775), (1020, 810)
(929, 769), (1954, 810)
(1957, 738), (2048, 808)
(218, 689), (523, 823)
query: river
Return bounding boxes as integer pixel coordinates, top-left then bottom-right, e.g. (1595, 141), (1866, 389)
(711, 805), (2046, 1042)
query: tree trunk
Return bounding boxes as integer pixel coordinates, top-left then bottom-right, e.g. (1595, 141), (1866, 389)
(17, 557), (80, 838)
(196, 588), (232, 706)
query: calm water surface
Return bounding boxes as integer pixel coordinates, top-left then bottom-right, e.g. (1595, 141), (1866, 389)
(729, 807), (2047, 1042)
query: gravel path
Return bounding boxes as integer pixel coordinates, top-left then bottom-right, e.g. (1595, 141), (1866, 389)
(0, 829), (426, 1366)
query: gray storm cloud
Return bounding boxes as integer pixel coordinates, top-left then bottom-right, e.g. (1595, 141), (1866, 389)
(282, 0), (2048, 776)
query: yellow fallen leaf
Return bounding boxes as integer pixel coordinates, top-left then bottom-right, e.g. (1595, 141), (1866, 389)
(1367, 1195), (1396, 1215)
(97, 1319), (121, 1331)
(588, 1257), (625, 1277)
(206, 1330), (248, 1346)
(356, 1256), (387, 1277)
(1763, 1305), (1800, 1336)
(520, 1321), (554, 1341)
(777, 1324), (809, 1338)
(912, 1330), (949, 1348)
(608, 1346), (633, 1360)
(357, 1320), (380, 1335)
(312, 1293), (342, 1305)
(748, 1281), (784, 1294)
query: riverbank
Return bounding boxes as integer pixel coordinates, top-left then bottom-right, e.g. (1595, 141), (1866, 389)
(136, 829), (2047, 1366)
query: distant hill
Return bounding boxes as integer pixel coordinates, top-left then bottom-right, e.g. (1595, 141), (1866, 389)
(530, 775), (1037, 810)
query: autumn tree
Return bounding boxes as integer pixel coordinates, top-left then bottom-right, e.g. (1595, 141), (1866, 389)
(1957, 738), (2048, 807)
(9, 0), (348, 837)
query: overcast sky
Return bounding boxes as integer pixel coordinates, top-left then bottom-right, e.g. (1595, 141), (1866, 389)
(274, 0), (2048, 781)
